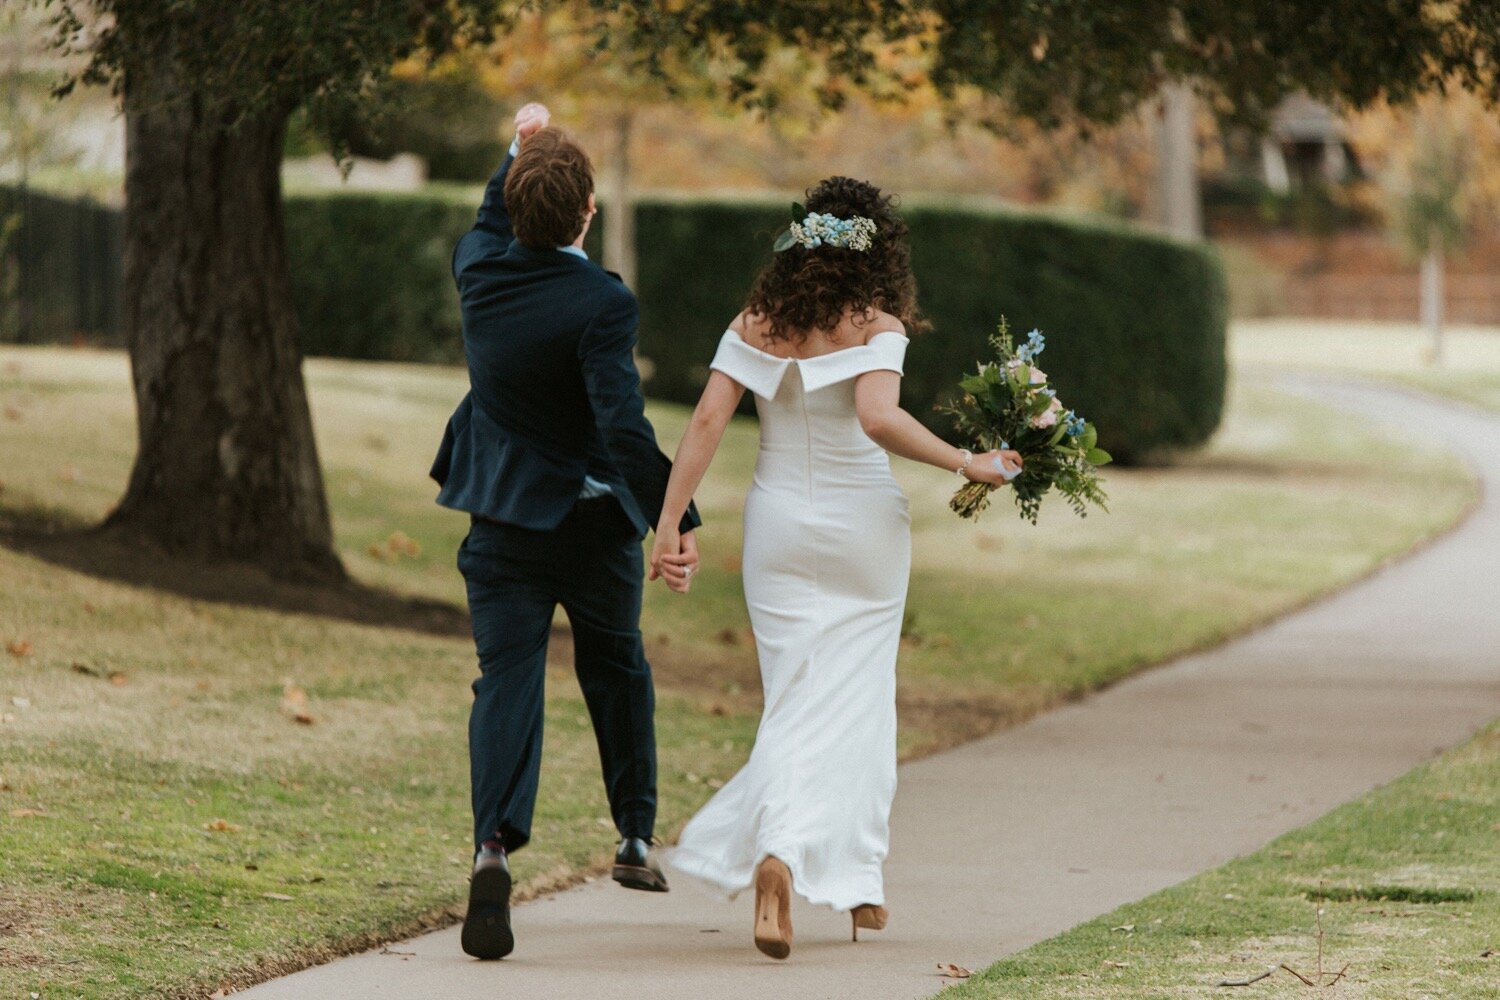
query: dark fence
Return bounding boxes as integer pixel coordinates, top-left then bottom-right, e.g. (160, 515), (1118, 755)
(0, 185), (124, 344)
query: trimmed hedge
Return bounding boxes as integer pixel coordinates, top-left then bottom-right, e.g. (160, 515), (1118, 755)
(13, 185), (1226, 461)
(282, 188), (603, 364)
(283, 190), (470, 364)
(630, 195), (1228, 461)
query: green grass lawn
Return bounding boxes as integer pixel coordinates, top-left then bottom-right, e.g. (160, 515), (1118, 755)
(1234, 318), (1500, 413)
(0, 344), (1478, 998)
(947, 720), (1500, 999)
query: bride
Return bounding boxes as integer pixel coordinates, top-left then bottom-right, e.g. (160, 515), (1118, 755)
(648, 176), (1020, 960)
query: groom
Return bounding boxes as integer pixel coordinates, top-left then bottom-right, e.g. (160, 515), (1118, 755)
(431, 103), (701, 960)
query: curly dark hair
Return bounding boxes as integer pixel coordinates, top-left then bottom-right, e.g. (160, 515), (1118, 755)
(744, 176), (927, 344)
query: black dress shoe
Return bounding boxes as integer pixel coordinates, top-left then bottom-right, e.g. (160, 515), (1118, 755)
(461, 845), (514, 959)
(612, 836), (669, 892)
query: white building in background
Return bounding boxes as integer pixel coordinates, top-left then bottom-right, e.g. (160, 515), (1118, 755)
(1258, 93), (1361, 193)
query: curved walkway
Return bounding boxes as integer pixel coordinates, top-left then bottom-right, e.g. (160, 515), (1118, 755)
(240, 374), (1500, 1000)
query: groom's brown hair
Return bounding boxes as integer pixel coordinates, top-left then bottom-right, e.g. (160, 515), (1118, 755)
(503, 127), (594, 250)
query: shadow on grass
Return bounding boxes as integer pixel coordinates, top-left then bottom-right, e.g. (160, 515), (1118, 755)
(0, 498), (473, 638)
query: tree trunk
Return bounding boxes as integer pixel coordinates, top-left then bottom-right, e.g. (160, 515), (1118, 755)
(1420, 237), (1444, 366)
(1156, 83), (1202, 240)
(602, 110), (637, 289)
(105, 72), (342, 581)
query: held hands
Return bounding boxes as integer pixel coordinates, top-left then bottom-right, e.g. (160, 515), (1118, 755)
(966, 448), (1023, 487)
(514, 102), (550, 144)
(649, 528), (701, 594)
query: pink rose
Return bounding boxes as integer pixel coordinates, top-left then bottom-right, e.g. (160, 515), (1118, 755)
(1028, 367), (1047, 384)
(1030, 396), (1062, 429)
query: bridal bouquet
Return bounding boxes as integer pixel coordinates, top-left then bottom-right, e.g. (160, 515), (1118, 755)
(945, 318), (1111, 523)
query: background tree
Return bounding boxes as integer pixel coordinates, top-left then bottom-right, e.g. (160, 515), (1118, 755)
(35, 0), (1500, 579)
(1351, 91), (1500, 364)
(1390, 104), (1472, 365)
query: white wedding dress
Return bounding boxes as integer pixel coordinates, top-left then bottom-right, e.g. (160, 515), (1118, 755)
(668, 328), (912, 911)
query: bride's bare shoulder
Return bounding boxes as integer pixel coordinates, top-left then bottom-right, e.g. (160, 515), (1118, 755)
(730, 310), (774, 349)
(842, 308), (906, 344)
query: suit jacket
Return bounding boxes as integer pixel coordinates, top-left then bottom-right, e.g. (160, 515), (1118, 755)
(431, 153), (701, 538)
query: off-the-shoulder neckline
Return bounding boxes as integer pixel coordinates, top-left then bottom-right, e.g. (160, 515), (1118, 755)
(721, 328), (908, 364)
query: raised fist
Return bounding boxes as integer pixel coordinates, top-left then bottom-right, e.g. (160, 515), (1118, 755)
(514, 102), (550, 143)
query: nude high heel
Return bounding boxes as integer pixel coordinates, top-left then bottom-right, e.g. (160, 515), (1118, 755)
(753, 856), (793, 959)
(851, 904), (889, 942)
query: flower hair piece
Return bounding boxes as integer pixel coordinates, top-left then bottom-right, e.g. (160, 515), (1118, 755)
(773, 201), (877, 253)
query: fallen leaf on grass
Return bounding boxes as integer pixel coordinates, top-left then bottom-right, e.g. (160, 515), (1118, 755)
(72, 661), (103, 677)
(6, 639), (33, 658)
(10, 697), (30, 709)
(370, 531), (422, 562)
(9, 808), (46, 818)
(262, 892), (294, 901)
(1111, 923), (1136, 933)
(1103, 960), (1131, 968)
(1481, 948), (1496, 958)
(280, 683), (315, 725)
(3, 405), (22, 422)
(938, 964), (972, 979)
(204, 818), (242, 833)
(109, 671), (128, 686)
(387, 531), (421, 558)
(716, 627), (740, 646)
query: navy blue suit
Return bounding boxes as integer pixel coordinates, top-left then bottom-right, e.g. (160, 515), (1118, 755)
(432, 151), (700, 852)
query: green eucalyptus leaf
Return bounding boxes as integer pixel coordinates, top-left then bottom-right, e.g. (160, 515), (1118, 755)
(1086, 447), (1112, 465)
(791, 201), (806, 219)
(1081, 424), (1098, 450)
(772, 228), (797, 252)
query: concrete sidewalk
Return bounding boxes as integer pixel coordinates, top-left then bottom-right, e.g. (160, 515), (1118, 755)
(239, 374), (1500, 1000)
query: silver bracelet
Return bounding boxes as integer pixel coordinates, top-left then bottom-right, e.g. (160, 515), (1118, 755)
(955, 448), (974, 479)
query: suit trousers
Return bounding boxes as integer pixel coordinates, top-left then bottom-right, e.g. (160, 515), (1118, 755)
(458, 496), (656, 851)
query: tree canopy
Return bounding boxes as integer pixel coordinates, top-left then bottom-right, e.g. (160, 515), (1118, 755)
(30, 0), (1500, 577)
(46, 1), (1500, 137)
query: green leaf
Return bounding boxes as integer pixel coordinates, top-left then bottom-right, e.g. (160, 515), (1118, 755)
(959, 374), (989, 395)
(791, 201), (806, 219)
(772, 228), (797, 252)
(1081, 424), (1098, 450)
(1086, 447), (1112, 466)
(1047, 422), (1068, 446)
